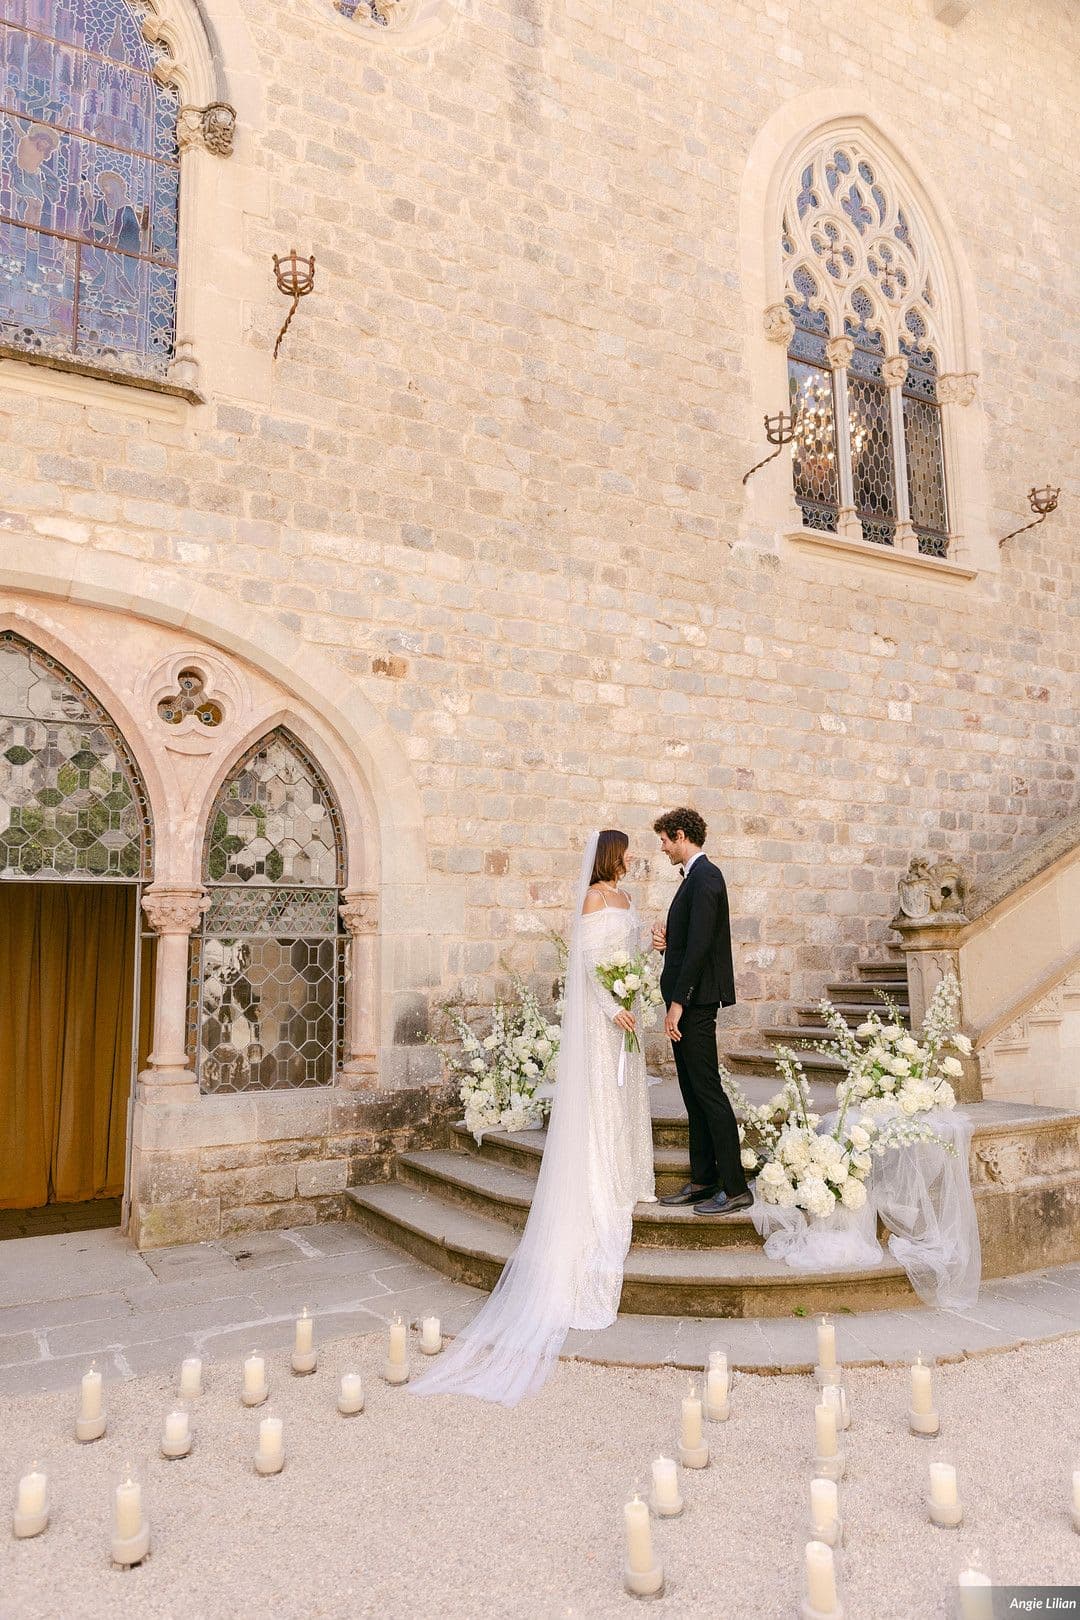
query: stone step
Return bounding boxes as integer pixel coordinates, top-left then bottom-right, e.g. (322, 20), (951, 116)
(856, 959), (908, 981)
(451, 1124), (694, 1196)
(397, 1149), (759, 1249)
(345, 1181), (916, 1317)
(824, 980), (909, 1007)
(794, 1003), (911, 1030)
(724, 1046), (847, 1079)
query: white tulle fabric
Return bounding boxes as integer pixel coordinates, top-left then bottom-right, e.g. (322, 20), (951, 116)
(750, 1105), (981, 1311)
(411, 832), (655, 1406)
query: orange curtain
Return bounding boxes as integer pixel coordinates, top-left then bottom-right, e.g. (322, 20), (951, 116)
(0, 884), (135, 1208)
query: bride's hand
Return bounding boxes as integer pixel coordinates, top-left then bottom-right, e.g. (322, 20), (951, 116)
(651, 923), (666, 950)
(614, 1009), (636, 1034)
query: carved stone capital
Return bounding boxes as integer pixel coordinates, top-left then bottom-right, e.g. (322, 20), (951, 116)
(763, 302), (795, 346)
(177, 103), (237, 158)
(142, 888), (209, 936)
(339, 891), (379, 936)
(936, 371), (978, 407)
(881, 354), (909, 388)
(824, 335), (855, 370)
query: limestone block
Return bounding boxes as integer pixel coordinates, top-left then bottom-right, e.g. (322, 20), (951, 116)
(252, 1092), (332, 1143)
(133, 1197), (221, 1251)
(296, 1158), (350, 1197)
(135, 1154), (201, 1205)
(199, 1163), (297, 1206)
(219, 1200), (318, 1237)
(132, 1096), (258, 1153)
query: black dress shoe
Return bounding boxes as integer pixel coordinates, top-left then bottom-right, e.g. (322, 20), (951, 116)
(693, 1191), (754, 1216)
(659, 1182), (718, 1207)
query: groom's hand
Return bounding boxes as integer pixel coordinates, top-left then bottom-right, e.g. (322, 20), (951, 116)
(664, 1003), (683, 1042)
(651, 923), (666, 951)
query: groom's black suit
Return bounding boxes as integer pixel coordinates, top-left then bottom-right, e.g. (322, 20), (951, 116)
(661, 854), (747, 1198)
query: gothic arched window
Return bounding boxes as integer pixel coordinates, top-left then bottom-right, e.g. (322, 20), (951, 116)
(0, 0), (179, 376)
(0, 630), (153, 879)
(782, 139), (950, 557)
(192, 730), (347, 1095)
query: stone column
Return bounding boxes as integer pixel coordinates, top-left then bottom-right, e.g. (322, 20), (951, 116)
(338, 890), (379, 1088)
(882, 353), (918, 552)
(140, 888), (209, 1101)
(936, 372), (979, 563)
(824, 335), (861, 541)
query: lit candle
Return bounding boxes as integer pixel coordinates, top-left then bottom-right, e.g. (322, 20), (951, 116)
(114, 1478), (142, 1543)
(681, 1384), (703, 1451)
(958, 1566), (993, 1620)
(179, 1357), (202, 1398)
(17, 1468), (47, 1519)
(420, 1315), (442, 1354)
(911, 1357), (934, 1415)
(338, 1373), (364, 1415)
(708, 1349), (729, 1385)
(805, 1540), (838, 1614)
(814, 1402), (838, 1459)
(255, 1416), (284, 1474)
(165, 1410), (189, 1445)
(80, 1365), (102, 1422)
(624, 1495), (654, 1575)
(817, 1318), (837, 1374)
(651, 1456), (681, 1515)
(242, 1351), (266, 1402)
(294, 1309), (313, 1357)
(929, 1461), (958, 1509)
(706, 1362), (729, 1415)
(810, 1477), (838, 1536)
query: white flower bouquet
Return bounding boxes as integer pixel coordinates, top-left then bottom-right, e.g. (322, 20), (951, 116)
(594, 948), (663, 1054)
(808, 972), (968, 1119)
(437, 976), (562, 1143)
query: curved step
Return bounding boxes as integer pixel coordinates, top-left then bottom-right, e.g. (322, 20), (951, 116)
(345, 1181), (915, 1317)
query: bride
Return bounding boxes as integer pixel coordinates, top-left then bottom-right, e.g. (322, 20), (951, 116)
(411, 829), (656, 1406)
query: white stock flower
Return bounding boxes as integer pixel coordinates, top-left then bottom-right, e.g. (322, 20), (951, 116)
(546, 1025), (560, 1040)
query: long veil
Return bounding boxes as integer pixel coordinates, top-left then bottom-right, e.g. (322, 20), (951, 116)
(412, 831), (623, 1406)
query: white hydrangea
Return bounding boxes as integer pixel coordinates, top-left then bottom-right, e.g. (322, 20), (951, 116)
(840, 1178), (868, 1210)
(740, 1148), (758, 1171)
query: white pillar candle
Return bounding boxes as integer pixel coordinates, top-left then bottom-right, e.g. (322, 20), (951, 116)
(911, 1358), (934, 1416)
(624, 1495), (654, 1575)
(958, 1566), (993, 1620)
(420, 1315), (442, 1354)
(17, 1469), (47, 1519)
(929, 1460), (958, 1508)
(338, 1373), (364, 1414)
(258, 1417), (283, 1461)
(165, 1410), (189, 1446)
(114, 1479), (142, 1543)
(179, 1357), (202, 1398)
(814, 1402), (838, 1459)
(80, 1366), (103, 1422)
(388, 1318), (407, 1365)
(708, 1349), (728, 1385)
(1072, 1469), (1080, 1516)
(810, 1477), (838, 1535)
(680, 1386), (703, 1451)
(243, 1352), (266, 1398)
(294, 1309), (313, 1357)
(706, 1365), (728, 1411)
(651, 1457), (680, 1513)
(817, 1318), (837, 1373)
(805, 1540), (838, 1613)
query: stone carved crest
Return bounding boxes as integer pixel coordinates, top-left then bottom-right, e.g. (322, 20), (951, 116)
(936, 372), (978, 407)
(975, 1140), (1034, 1188)
(896, 857), (969, 921)
(178, 102), (237, 157)
(339, 892), (378, 935)
(881, 354), (909, 388)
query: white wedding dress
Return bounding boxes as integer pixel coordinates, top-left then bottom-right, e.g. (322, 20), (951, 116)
(411, 832), (655, 1406)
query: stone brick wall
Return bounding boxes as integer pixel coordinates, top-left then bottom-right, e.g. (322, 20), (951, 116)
(2, 0), (1077, 1067)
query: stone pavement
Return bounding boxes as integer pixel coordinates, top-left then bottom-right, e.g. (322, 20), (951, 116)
(2, 1220), (1080, 1398)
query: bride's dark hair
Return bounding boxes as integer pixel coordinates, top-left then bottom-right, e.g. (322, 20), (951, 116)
(590, 829), (629, 885)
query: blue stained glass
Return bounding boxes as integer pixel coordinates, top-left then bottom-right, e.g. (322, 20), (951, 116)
(0, 0), (178, 375)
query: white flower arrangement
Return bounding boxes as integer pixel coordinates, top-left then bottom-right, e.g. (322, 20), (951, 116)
(436, 975), (563, 1143)
(811, 972), (966, 1118)
(594, 949), (663, 1053)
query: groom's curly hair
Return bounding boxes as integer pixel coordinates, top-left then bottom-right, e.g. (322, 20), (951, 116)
(653, 807), (707, 846)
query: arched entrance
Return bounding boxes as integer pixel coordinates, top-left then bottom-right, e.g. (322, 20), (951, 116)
(0, 632), (154, 1235)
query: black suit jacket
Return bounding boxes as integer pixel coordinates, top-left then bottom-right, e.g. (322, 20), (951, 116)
(660, 854), (736, 1009)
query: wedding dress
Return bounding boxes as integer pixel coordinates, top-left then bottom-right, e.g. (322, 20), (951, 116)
(411, 831), (655, 1406)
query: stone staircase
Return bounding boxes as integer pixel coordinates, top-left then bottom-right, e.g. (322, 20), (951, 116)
(346, 959), (1080, 1317)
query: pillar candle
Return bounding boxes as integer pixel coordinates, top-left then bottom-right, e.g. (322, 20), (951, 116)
(243, 1352), (265, 1398)
(651, 1457), (680, 1513)
(817, 1319), (837, 1373)
(179, 1357), (202, 1398)
(911, 1358), (934, 1416)
(164, 1410), (189, 1446)
(624, 1496), (654, 1576)
(810, 1477), (838, 1535)
(80, 1366), (103, 1422)
(294, 1310), (313, 1357)
(339, 1373), (364, 1414)
(680, 1386), (703, 1450)
(388, 1318), (407, 1366)
(706, 1365), (728, 1410)
(929, 1461), (958, 1508)
(420, 1315), (441, 1354)
(958, 1567), (993, 1620)
(708, 1349), (728, 1385)
(814, 1402), (838, 1458)
(1072, 1470), (1080, 1515)
(17, 1469), (47, 1518)
(115, 1479), (142, 1542)
(258, 1417), (283, 1461)
(805, 1540), (838, 1613)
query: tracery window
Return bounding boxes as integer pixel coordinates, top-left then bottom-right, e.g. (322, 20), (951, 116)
(0, 630), (153, 879)
(0, 0), (179, 376)
(191, 730), (346, 1095)
(782, 140), (950, 557)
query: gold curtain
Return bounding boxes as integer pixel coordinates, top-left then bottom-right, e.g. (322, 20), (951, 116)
(0, 884), (136, 1208)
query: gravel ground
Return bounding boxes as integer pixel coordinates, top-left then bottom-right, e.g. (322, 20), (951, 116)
(2, 1329), (1078, 1620)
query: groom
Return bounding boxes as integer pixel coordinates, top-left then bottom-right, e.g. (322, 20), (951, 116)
(651, 808), (751, 1217)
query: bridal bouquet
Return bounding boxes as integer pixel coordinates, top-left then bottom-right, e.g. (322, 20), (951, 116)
(594, 949), (663, 1054)
(438, 977), (562, 1142)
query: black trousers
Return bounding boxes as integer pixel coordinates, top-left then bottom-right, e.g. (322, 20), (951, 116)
(671, 1003), (748, 1197)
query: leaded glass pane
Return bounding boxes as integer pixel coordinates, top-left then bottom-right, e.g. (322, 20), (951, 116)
(788, 358), (838, 533)
(0, 630), (152, 878)
(904, 394), (949, 557)
(0, 0), (179, 375)
(206, 733), (344, 887)
(847, 370), (896, 546)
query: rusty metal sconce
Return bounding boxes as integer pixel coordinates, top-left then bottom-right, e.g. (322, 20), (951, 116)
(999, 485), (1060, 547)
(742, 408), (800, 485)
(272, 249), (316, 359)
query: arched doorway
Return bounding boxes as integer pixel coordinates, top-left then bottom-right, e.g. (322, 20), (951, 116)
(0, 632), (154, 1235)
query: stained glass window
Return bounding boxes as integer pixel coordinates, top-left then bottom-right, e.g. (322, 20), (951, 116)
(846, 302), (896, 547)
(0, 0), (179, 376)
(786, 268), (839, 534)
(901, 314), (949, 558)
(0, 630), (153, 878)
(193, 730), (346, 1094)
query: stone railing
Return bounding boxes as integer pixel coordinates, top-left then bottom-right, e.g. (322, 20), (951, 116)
(891, 810), (1080, 1107)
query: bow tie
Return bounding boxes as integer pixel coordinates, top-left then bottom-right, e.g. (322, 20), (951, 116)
(678, 865), (685, 878)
